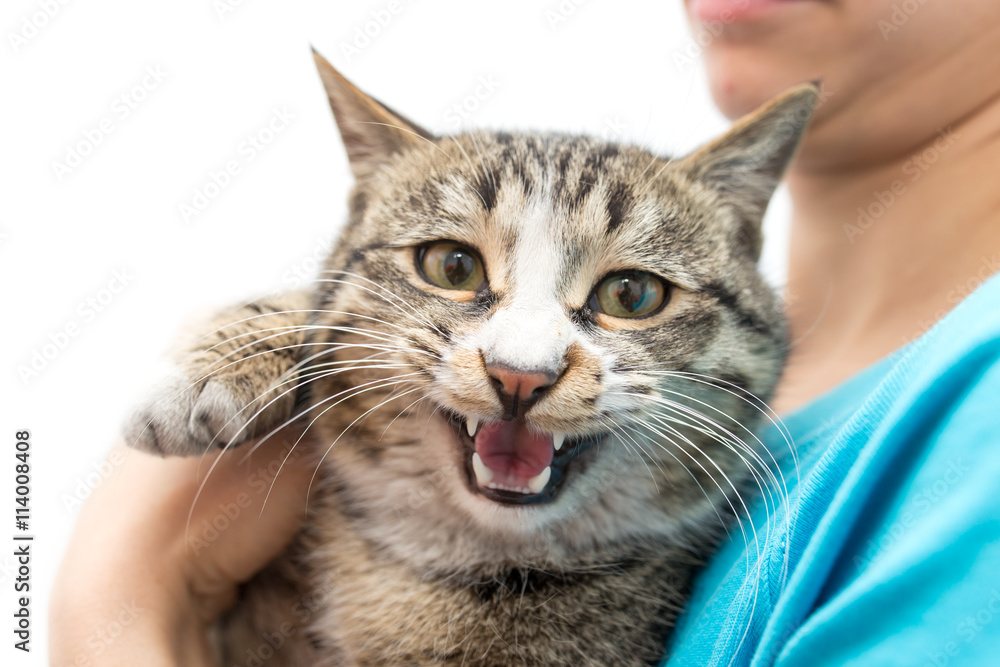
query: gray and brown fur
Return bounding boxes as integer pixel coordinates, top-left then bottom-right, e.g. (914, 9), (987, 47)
(125, 51), (818, 666)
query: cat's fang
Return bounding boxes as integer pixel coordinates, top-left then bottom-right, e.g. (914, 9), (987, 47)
(471, 452), (493, 485)
(553, 433), (565, 451)
(466, 417), (479, 438)
(527, 466), (551, 494)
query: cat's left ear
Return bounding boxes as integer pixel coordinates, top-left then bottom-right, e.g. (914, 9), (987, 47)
(679, 83), (820, 254)
(312, 49), (435, 181)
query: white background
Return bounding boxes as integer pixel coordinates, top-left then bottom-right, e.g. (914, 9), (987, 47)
(0, 0), (792, 664)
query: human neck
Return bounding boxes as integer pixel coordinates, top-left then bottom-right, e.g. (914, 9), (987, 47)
(772, 99), (1000, 414)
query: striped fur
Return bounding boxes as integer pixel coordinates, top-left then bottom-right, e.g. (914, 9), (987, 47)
(125, 53), (818, 665)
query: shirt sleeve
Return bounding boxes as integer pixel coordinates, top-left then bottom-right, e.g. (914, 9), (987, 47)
(775, 353), (1000, 666)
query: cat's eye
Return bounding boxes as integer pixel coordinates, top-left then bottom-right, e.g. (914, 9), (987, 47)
(418, 241), (487, 292)
(590, 271), (669, 319)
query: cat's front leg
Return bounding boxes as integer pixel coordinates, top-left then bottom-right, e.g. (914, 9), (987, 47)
(124, 291), (313, 456)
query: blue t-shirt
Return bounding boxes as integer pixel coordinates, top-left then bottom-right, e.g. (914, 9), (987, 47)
(665, 273), (1000, 666)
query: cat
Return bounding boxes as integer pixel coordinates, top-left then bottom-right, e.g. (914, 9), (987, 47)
(125, 50), (817, 666)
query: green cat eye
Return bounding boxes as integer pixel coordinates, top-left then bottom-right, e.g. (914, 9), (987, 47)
(418, 241), (486, 292)
(591, 271), (668, 319)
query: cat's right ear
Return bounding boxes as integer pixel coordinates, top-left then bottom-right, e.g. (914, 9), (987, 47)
(677, 83), (819, 256)
(312, 49), (435, 181)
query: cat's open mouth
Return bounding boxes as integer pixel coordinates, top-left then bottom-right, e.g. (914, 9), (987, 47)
(445, 412), (598, 505)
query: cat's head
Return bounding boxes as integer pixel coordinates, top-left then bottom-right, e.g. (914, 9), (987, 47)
(308, 51), (816, 573)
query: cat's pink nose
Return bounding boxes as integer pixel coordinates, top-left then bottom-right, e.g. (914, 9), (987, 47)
(485, 364), (557, 421)
(488, 366), (555, 400)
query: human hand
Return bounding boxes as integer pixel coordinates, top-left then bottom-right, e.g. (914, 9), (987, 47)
(50, 432), (314, 667)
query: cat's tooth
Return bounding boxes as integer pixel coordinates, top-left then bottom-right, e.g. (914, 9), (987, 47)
(553, 433), (566, 451)
(472, 452), (493, 485)
(466, 416), (478, 438)
(527, 466), (551, 494)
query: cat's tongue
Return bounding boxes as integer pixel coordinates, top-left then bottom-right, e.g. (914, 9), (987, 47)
(474, 421), (553, 492)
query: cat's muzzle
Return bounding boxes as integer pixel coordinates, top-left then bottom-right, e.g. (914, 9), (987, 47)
(445, 411), (599, 505)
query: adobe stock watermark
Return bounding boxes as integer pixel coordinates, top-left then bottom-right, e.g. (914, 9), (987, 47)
(281, 233), (337, 289)
(843, 126), (959, 244)
(672, 0), (750, 72)
(261, 231), (336, 300)
(878, 0), (933, 40)
(904, 254), (1000, 345)
(236, 571), (340, 667)
(178, 106), (295, 223)
(944, 255), (1000, 306)
(51, 65), (168, 183)
(60, 449), (127, 513)
(600, 116), (629, 142)
(443, 75), (501, 128)
(212, 0), (249, 20)
(7, 0), (73, 54)
(924, 589), (1000, 667)
(187, 446), (304, 555)
(545, 0), (591, 31)
(53, 600), (144, 667)
(17, 268), (135, 385)
(395, 464), (449, 521)
(339, 0), (410, 63)
(852, 458), (969, 572)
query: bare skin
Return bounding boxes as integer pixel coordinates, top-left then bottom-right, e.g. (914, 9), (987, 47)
(684, 0), (1000, 413)
(52, 2), (1000, 663)
(50, 434), (312, 667)
(780, 114), (1000, 412)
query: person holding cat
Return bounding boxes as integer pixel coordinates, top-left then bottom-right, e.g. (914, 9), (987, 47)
(52, 0), (1000, 664)
(664, 0), (1000, 663)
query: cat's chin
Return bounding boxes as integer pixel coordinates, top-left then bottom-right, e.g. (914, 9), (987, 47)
(442, 410), (601, 506)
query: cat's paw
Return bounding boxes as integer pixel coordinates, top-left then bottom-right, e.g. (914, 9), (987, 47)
(124, 370), (255, 456)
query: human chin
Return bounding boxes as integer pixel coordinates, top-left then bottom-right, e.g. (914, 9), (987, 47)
(702, 46), (827, 120)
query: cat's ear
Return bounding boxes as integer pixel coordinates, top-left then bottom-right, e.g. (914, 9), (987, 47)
(312, 49), (435, 181)
(679, 83), (819, 250)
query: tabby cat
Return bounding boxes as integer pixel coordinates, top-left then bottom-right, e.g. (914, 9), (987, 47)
(126, 50), (817, 665)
